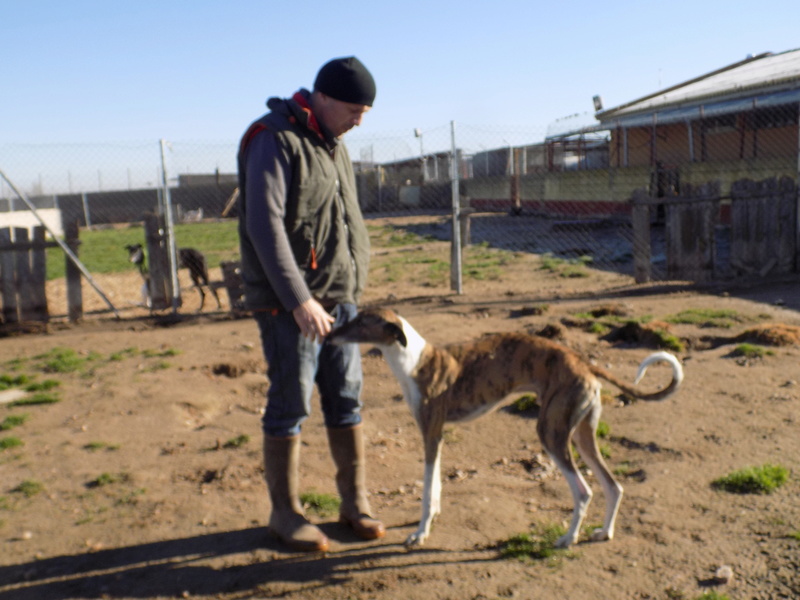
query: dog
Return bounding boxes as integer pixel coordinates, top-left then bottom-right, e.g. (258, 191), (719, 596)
(125, 243), (221, 311)
(328, 308), (683, 549)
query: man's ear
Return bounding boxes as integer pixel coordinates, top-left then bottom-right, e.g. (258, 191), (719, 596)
(386, 323), (407, 347)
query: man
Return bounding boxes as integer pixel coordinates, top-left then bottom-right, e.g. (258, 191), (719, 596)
(237, 56), (384, 552)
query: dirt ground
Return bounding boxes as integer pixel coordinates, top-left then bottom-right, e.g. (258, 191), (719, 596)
(1, 216), (799, 600)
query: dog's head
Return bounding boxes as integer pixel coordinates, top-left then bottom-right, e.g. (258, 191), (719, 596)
(125, 243), (144, 264)
(328, 308), (407, 348)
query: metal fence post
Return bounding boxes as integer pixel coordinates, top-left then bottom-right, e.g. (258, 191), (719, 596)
(159, 139), (181, 313)
(449, 121), (462, 294)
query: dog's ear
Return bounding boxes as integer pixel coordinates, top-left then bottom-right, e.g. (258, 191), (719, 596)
(385, 323), (407, 347)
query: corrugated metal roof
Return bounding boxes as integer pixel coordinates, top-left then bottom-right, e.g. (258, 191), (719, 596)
(598, 48), (800, 120)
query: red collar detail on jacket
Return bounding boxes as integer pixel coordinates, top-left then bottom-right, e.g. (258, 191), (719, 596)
(292, 92), (325, 141)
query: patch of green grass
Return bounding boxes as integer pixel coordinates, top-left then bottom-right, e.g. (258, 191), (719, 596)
(510, 394), (538, 413)
(596, 421), (610, 438)
(10, 392), (60, 407)
(539, 253), (592, 278)
(0, 374), (31, 390)
(83, 441), (121, 452)
(730, 343), (772, 359)
(613, 461), (633, 477)
(665, 308), (744, 329)
(588, 321), (611, 335)
(87, 472), (130, 488)
(787, 530), (800, 541)
(12, 480), (44, 498)
(368, 224), (433, 248)
(46, 221), (241, 280)
(142, 347), (180, 358)
(23, 379), (60, 392)
(712, 463), (789, 494)
(462, 244), (519, 281)
(34, 347), (99, 374)
(0, 437), (23, 451)
(300, 491), (340, 517)
(499, 523), (572, 562)
(109, 347), (140, 361)
(115, 488), (146, 506)
(223, 434), (251, 449)
(144, 361), (172, 372)
(0, 414), (29, 431)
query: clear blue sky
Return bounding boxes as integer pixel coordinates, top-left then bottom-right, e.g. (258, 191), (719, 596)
(2, 1), (799, 162)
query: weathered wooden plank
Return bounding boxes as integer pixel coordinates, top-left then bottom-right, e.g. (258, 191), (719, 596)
(631, 189), (651, 284)
(14, 227), (36, 321)
(30, 226), (49, 321)
(0, 227), (19, 323)
(144, 213), (172, 310)
(64, 220), (83, 322)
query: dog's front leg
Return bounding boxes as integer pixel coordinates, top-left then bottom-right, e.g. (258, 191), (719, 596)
(406, 433), (443, 547)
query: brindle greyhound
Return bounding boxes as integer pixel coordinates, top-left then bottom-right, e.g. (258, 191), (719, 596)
(328, 308), (683, 548)
(125, 243), (221, 311)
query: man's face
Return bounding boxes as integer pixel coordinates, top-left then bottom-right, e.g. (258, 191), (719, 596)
(313, 93), (371, 138)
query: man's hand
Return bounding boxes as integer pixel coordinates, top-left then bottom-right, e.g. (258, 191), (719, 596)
(292, 298), (335, 343)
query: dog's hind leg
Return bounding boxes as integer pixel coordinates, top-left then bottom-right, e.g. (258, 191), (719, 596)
(538, 390), (594, 549)
(406, 434), (444, 547)
(572, 398), (623, 543)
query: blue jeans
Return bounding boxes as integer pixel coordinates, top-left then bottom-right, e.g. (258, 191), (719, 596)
(254, 303), (363, 437)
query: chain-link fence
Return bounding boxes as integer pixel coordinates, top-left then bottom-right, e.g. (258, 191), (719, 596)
(1, 100), (799, 321)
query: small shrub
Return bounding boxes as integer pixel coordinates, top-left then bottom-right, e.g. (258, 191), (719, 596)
(712, 463), (789, 494)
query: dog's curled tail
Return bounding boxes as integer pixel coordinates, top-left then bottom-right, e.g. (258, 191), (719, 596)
(593, 351), (683, 402)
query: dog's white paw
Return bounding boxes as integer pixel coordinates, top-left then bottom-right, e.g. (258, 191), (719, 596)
(554, 533), (578, 549)
(589, 528), (612, 542)
(405, 530), (428, 548)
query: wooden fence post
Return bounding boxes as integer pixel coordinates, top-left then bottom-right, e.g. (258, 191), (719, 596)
(64, 220), (83, 322)
(631, 188), (651, 284)
(143, 213), (180, 310)
(0, 228), (18, 323)
(14, 227), (35, 321)
(30, 226), (49, 322)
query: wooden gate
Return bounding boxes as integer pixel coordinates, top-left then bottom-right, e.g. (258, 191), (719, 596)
(729, 177), (797, 277)
(664, 182), (720, 282)
(632, 182), (720, 283)
(0, 226), (52, 323)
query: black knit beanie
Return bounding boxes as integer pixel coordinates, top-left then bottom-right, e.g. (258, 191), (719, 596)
(313, 56), (376, 107)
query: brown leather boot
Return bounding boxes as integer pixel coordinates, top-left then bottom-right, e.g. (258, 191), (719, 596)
(263, 434), (329, 552)
(327, 425), (386, 540)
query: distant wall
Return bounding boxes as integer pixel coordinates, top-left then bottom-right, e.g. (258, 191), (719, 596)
(0, 208), (63, 237)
